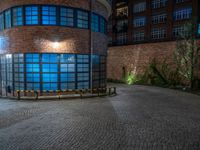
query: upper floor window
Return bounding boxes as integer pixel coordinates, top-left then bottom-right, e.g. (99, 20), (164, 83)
(152, 13), (167, 24)
(133, 2), (146, 13)
(42, 6), (56, 25)
(107, 20), (112, 32)
(116, 19), (128, 33)
(77, 10), (88, 29)
(152, 0), (168, 9)
(60, 7), (74, 27)
(173, 25), (187, 37)
(116, 6), (128, 17)
(116, 33), (127, 45)
(5, 10), (11, 29)
(25, 6), (39, 25)
(133, 17), (146, 27)
(175, 0), (189, 3)
(151, 27), (166, 39)
(133, 30), (145, 42)
(0, 13), (4, 31)
(108, 36), (112, 45)
(13, 7), (23, 26)
(173, 7), (192, 21)
(198, 24), (200, 36)
(91, 13), (99, 32)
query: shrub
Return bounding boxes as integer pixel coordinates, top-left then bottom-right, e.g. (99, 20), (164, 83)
(125, 73), (139, 85)
(141, 58), (182, 87)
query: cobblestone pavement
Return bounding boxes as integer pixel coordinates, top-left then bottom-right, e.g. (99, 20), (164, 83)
(0, 84), (200, 150)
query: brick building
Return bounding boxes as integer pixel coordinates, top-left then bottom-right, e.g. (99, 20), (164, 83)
(107, 0), (200, 81)
(0, 0), (111, 97)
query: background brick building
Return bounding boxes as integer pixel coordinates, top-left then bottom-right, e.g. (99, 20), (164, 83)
(107, 0), (200, 81)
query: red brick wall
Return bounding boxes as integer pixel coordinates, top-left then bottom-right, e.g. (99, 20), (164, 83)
(107, 41), (177, 80)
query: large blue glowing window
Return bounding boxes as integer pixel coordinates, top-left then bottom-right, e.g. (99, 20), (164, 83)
(25, 6), (39, 25)
(1, 53), (106, 92)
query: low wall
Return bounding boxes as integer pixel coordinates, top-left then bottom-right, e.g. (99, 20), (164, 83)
(107, 41), (179, 81)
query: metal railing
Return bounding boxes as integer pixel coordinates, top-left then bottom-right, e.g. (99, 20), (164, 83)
(15, 87), (117, 100)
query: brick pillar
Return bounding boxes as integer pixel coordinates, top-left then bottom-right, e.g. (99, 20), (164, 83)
(127, 0), (132, 44)
(146, 0), (151, 43)
(167, 0), (173, 40)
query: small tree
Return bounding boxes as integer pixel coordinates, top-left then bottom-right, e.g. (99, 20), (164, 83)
(174, 20), (200, 89)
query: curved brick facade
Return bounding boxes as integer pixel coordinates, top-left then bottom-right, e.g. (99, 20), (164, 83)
(0, 0), (109, 55)
(0, 26), (107, 55)
(0, 0), (111, 97)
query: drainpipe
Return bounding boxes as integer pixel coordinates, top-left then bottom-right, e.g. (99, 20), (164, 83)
(90, 0), (94, 91)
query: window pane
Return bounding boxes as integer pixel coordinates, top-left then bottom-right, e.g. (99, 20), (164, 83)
(26, 54), (39, 63)
(42, 6), (56, 25)
(13, 7), (23, 26)
(0, 13), (4, 31)
(25, 6), (39, 25)
(77, 10), (88, 28)
(26, 64), (40, 72)
(42, 73), (58, 82)
(60, 54), (75, 63)
(5, 10), (11, 29)
(42, 64), (58, 72)
(60, 7), (74, 26)
(42, 54), (58, 62)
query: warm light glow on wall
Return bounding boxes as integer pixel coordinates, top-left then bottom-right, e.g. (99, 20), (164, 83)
(52, 42), (60, 49)
(34, 38), (77, 53)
